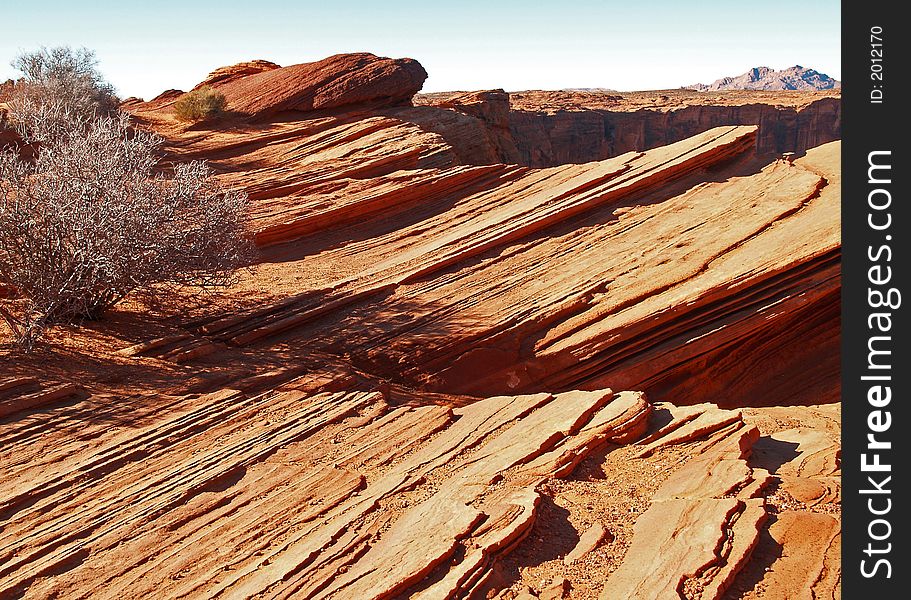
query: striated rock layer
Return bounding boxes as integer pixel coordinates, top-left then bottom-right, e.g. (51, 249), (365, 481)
(0, 376), (650, 599)
(126, 112), (838, 411)
(204, 53), (428, 117)
(0, 374), (838, 599)
(416, 88), (840, 166)
(2, 54), (841, 599)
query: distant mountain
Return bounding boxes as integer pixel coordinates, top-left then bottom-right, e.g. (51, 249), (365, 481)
(687, 66), (840, 91)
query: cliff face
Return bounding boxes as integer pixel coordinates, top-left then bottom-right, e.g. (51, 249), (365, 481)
(504, 98), (841, 167)
(419, 89), (841, 167)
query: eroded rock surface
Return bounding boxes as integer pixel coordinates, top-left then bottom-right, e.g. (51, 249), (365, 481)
(420, 89), (840, 166)
(206, 53), (427, 117)
(122, 108), (839, 412)
(0, 379), (652, 599)
(1, 53), (841, 598)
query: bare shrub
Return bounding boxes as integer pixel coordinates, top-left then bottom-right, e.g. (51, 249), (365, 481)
(173, 86), (228, 122)
(0, 102), (254, 348)
(7, 47), (118, 125)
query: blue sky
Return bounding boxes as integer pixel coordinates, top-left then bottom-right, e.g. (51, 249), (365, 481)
(3, 0), (841, 99)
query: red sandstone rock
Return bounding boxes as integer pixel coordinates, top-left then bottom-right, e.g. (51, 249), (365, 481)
(120, 104), (839, 413)
(192, 59), (280, 90)
(0, 79), (14, 101)
(0, 100), (22, 152)
(417, 88), (841, 166)
(137, 88), (185, 111)
(735, 511), (841, 599)
(203, 52), (427, 117)
(0, 57), (843, 597)
(436, 89), (511, 130)
(539, 578), (570, 599)
(0, 384), (655, 598)
(563, 522), (610, 564)
(0, 379), (82, 420)
(601, 411), (768, 599)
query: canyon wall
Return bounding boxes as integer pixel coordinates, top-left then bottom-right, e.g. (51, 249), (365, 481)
(508, 98), (841, 166)
(417, 90), (840, 167)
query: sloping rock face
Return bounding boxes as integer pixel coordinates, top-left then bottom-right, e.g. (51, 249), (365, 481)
(0, 376), (839, 599)
(436, 89), (511, 129)
(133, 120), (838, 411)
(408, 89), (522, 163)
(688, 66), (841, 91)
(204, 53), (427, 117)
(1, 54), (841, 599)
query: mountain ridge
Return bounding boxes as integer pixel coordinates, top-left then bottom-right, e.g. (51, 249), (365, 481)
(687, 65), (841, 91)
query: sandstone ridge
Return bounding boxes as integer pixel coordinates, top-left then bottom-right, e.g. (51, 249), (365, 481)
(196, 52), (428, 117)
(2, 52), (842, 599)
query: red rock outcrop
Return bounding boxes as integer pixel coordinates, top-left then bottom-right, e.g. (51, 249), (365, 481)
(123, 88), (185, 112)
(0, 83), (19, 150)
(400, 89), (522, 164)
(435, 89), (511, 129)
(192, 59), (280, 90)
(0, 376), (652, 599)
(203, 53), (427, 117)
(2, 369), (837, 598)
(602, 406), (768, 599)
(0, 79), (14, 102)
(2, 53), (842, 599)
(130, 118), (837, 411)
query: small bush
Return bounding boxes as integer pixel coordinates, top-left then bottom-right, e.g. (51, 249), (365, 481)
(0, 102), (254, 348)
(173, 86), (228, 122)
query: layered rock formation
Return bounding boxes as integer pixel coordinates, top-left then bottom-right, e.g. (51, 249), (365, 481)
(197, 53), (428, 117)
(124, 115), (838, 410)
(1, 53), (841, 598)
(507, 96), (840, 165)
(416, 89), (840, 166)
(192, 59), (280, 89)
(0, 376), (838, 599)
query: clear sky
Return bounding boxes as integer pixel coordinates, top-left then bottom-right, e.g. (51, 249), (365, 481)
(3, 0), (841, 100)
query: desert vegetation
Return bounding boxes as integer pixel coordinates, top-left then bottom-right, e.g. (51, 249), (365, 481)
(6, 46), (118, 122)
(0, 48), (253, 348)
(173, 86), (228, 122)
